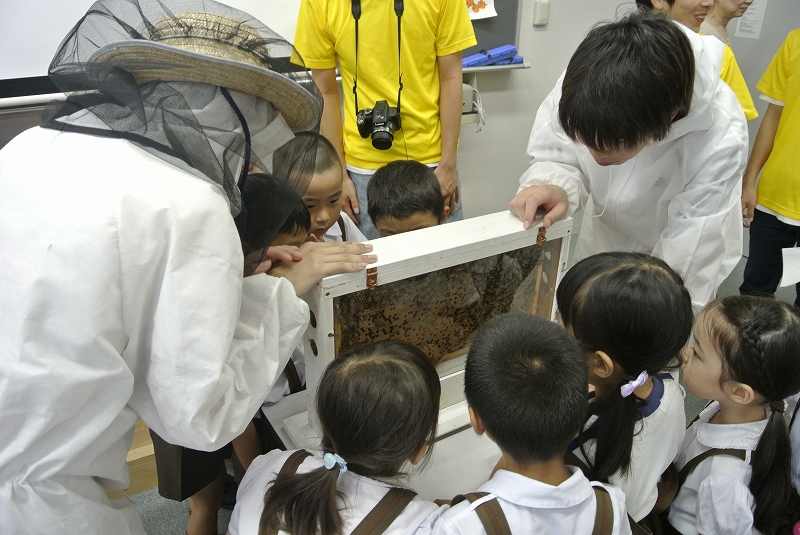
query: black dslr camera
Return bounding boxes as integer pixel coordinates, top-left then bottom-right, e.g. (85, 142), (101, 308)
(356, 100), (401, 150)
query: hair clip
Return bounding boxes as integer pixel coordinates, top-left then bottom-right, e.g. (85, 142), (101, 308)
(620, 370), (649, 398)
(323, 452), (348, 473)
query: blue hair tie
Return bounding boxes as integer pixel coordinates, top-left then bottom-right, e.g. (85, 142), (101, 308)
(323, 452), (347, 473)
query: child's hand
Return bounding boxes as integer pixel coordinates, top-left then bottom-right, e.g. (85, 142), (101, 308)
(434, 499), (452, 506)
(268, 241), (376, 296)
(249, 246), (303, 276)
(306, 233), (321, 243)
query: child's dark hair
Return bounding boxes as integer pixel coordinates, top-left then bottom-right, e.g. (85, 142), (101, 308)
(235, 172), (307, 256)
(258, 340), (440, 535)
(367, 160), (445, 224)
(278, 195), (311, 237)
(703, 295), (800, 533)
(465, 313), (588, 464)
(274, 131), (341, 177)
(559, 10), (694, 152)
(556, 252), (693, 481)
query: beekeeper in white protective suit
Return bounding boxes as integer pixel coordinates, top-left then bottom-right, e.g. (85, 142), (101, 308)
(510, 11), (748, 310)
(0, 0), (375, 533)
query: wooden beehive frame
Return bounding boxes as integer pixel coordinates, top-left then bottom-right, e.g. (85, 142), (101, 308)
(284, 212), (573, 445)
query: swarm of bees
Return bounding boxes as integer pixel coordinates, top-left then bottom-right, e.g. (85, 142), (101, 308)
(466, 0), (487, 12)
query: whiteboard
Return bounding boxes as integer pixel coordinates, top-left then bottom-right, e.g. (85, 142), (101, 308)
(0, 0), (302, 82)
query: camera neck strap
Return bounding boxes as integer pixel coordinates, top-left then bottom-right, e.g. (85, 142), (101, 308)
(351, 0), (404, 115)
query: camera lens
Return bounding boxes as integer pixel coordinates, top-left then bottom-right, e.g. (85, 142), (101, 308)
(371, 127), (393, 150)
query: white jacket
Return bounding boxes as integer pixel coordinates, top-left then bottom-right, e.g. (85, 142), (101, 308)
(0, 127), (308, 534)
(518, 28), (748, 309)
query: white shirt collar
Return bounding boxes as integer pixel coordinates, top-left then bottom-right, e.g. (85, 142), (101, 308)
(478, 466), (593, 509)
(695, 401), (769, 450)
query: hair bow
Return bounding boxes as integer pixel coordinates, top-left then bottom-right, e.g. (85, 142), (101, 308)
(323, 452), (348, 473)
(620, 370), (649, 398)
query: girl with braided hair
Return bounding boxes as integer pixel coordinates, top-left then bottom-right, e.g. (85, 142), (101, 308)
(668, 295), (800, 534)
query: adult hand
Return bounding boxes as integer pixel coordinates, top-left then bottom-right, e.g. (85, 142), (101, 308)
(508, 185), (569, 230)
(434, 164), (459, 214)
(341, 174), (360, 225)
(268, 241), (376, 296)
(741, 184), (757, 228)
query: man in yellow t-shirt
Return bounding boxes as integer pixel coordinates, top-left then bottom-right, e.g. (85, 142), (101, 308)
(740, 29), (800, 306)
(293, 0), (476, 239)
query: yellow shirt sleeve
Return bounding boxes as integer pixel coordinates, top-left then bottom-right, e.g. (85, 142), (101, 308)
(720, 45), (758, 120)
(756, 30), (795, 102)
(292, 0), (338, 70)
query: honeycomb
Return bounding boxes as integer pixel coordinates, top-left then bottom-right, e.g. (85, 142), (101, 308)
(333, 239), (561, 366)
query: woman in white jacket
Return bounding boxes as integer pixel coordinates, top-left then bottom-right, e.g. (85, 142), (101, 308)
(0, 1), (375, 534)
(510, 11), (748, 310)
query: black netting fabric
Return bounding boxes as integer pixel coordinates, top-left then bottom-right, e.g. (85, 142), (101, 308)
(41, 0), (323, 226)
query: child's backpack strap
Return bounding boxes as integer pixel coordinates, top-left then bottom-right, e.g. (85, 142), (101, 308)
(677, 448), (747, 486)
(350, 487), (417, 535)
(652, 462), (679, 514)
(451, 493), (512, 535)
(277, 449), (311, 477)
(263, 451), (314, 535)
(337, 215), (348, 242)
(592, 486), (615, 535)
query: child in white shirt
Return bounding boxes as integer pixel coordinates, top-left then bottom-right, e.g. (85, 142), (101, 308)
(435, 313), (631, 535)
(668, 295), (800, 534)
(556, 252), (693, 526)
(228, 340), (443, 535)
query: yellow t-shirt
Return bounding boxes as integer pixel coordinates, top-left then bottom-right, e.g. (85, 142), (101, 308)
(755, 29), (800, 220)
(720, 45), (758, 120)
(293, 0), (476, 169)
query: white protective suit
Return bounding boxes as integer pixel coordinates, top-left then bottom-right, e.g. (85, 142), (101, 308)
(518, 28), (748, 309)
(0, 127), (308, 534)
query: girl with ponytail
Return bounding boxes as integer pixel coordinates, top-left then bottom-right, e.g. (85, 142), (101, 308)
(668, 295), (800, 534)
(227, 340), (442, 535)
(556, 252), (694, 522)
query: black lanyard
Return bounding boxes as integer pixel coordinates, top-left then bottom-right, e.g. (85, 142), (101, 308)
(351, 0), (404, 114)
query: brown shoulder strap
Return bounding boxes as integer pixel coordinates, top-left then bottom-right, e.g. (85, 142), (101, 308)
(450, 492), (513, 535)
(592, 486), (615, 535)
(678, 448), (747, 487)
(350, 487), (417, 535)
(278, 449), (311, 477)
(283, 358), (303, 394)
(264, 451), (313, 535)
(652, 462), (679, 515)
(337, 215), (348, 242)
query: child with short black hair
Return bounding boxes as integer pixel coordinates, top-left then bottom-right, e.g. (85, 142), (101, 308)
(284, 132), (366, 242)
(668, 295), (800, 534)
(557, 252), (693, 526)
(270, 195), (311, 248)
(367, 160), (450, 237)
(228, 340), (443, 535)
(434, 313), (631, 534)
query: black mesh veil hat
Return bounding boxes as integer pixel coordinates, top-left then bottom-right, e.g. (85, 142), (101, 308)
(41, 0), (323, 250)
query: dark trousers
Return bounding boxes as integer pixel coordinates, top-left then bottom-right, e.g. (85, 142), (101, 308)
(740, 209), (800, 306)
